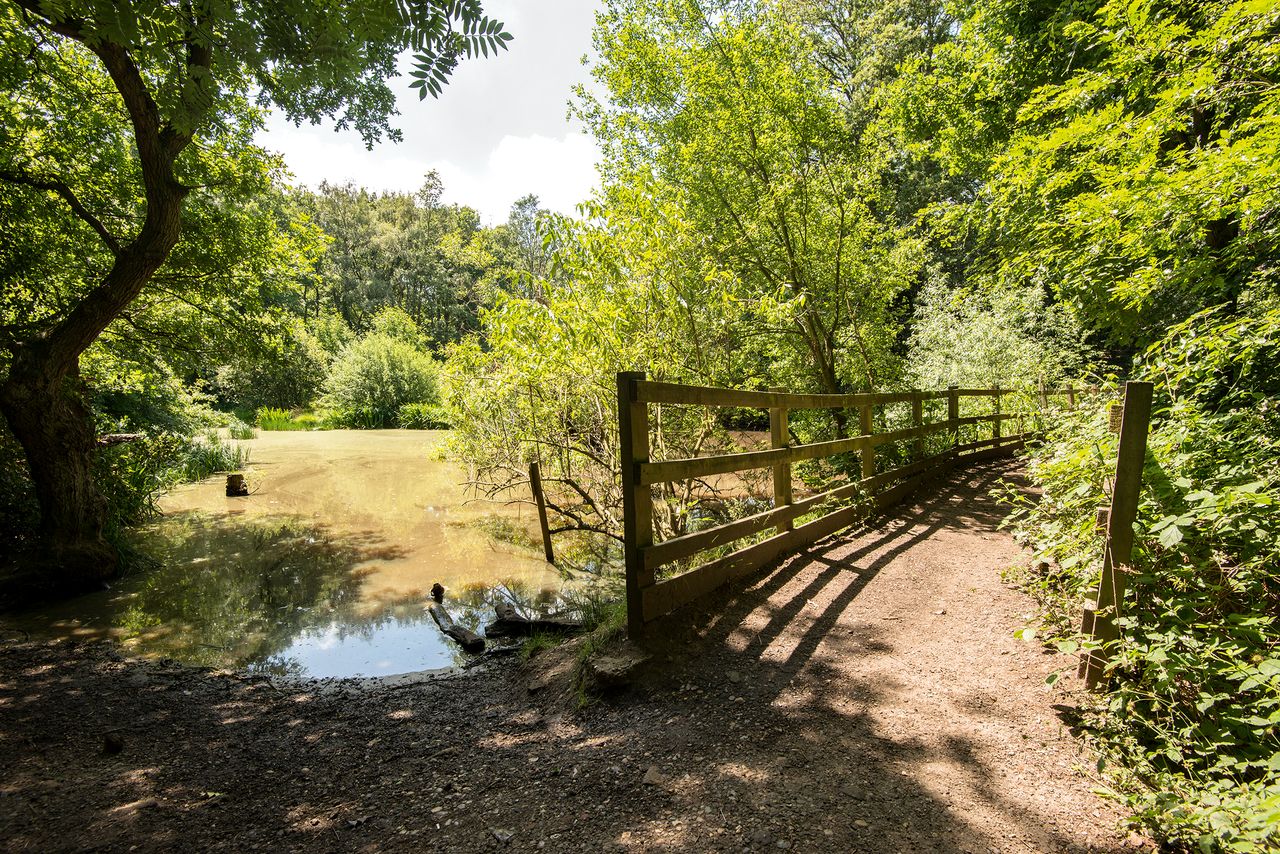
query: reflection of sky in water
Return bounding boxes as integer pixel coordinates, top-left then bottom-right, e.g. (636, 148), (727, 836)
(252, 616), (457, 678)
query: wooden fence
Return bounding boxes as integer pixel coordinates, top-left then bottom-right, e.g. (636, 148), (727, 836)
(617, 373), (1082, 638)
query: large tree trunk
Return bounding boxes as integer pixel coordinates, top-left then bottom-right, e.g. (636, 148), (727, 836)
(0, 5), (201, 597)
(0, 353), (116, 591)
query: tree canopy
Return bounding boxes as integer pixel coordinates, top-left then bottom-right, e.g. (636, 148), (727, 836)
(0, 0), (510, 586)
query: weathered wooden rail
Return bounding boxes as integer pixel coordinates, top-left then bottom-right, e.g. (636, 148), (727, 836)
(617, 373), (1081, 637)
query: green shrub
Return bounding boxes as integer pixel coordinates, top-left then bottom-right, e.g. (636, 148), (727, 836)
(227, 418), (257, 440)
(81, 344), (209, 435)
(213, 321), (327, 410)
(907, 279), (1091, 389)
(368, 306), (430, 350)
(397, 402), (451, 429)
(96, 434), (187, 535)
(1006, 306), (1280, 852)
(322, 333), (440, 429)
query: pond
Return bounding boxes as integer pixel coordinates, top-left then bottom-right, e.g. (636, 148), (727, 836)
(8, 430), (562, 678)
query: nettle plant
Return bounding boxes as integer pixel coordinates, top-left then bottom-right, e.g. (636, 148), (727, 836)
(1006, 307), (1280, 851)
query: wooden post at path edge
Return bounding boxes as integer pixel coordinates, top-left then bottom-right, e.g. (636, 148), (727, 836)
(947, 385), (960, 454)
(1078, 381), (1154, 689)
(528, 461), (555, 565)
(859, 404), (875, 485)
(618, 372), (652, 640)
(770, 388), (793, 534)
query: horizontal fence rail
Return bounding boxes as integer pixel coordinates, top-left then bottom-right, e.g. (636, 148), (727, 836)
(618, 373), (1086, 637)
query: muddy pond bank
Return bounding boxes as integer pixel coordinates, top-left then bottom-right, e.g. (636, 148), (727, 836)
(6, 430), (563, 677)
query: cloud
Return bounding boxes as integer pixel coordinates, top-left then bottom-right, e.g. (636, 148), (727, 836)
(260, 122), (600, 224)
(431, 132), (601, 222)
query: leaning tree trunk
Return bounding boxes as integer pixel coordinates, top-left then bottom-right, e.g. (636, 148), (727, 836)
(0, 155), (187, 593)
(0, 355), (116, 590)
(0, 202), (185, 591)
(0, 5), (202, 596)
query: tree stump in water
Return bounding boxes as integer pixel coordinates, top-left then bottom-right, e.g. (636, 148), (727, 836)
(225, 473), (249, 497)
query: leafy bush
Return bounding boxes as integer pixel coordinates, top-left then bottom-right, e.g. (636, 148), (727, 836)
(81, 344), (211, 435)
(322, 333), (440, 428)
(227, 418), (256, 440)
(212, 321), (327, 410)
(1006, 307), (1280, 851)
(396, 402), (451, 429)
(907, 279), (1091, 389)
(368, 306), (430, 350)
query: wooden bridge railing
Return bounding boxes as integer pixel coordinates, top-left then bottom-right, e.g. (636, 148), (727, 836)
(617, 372), (1083, 638)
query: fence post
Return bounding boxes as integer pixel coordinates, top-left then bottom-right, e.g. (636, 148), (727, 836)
(770, 388), (793, 533)
(993, 385), (1002, 441)
(1067, 385), (1077, 408)
(528, 461), (555, 565)
(1078, 381), (1154, 688)
(947, 385), (960, 455)
(912, 393), (924, 461)
(859, 404), (875, 485)
(617, 371), (653, 639)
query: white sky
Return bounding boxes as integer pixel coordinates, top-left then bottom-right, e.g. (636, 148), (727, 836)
(256, 0), (603, 225)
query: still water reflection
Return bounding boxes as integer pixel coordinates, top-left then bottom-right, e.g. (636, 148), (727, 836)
(9, 431), (561, 676)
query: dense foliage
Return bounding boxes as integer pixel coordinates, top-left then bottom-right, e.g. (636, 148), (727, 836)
(0, 0), (512, 585)
(443, 0), (1280, 846)
(322, 333), (441, 428)
(2, 0), (1277, 845)
(1009, 309), (1280, 849)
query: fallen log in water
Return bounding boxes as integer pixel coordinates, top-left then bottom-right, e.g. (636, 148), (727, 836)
(485, 601), (583, 638)
(427, 602), (485, 653)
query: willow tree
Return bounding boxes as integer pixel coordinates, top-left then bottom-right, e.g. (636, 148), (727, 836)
(0, 0), (509, 591)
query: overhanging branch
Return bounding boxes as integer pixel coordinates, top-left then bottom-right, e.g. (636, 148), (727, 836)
(0, 168), (121, 254)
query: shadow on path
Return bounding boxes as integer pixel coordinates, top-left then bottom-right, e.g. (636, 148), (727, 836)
(0, 461), (1133, 853)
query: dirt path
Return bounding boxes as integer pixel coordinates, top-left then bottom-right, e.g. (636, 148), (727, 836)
(0, 461), (1140, 853)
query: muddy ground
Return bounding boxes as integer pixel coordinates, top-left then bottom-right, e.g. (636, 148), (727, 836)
(0, 462), (1147, 853)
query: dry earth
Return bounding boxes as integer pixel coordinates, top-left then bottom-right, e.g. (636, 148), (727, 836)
(0, 461), (1146, 853)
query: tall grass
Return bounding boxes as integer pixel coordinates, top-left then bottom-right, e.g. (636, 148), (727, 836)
(174, 432), (250, 482)
(255, 407), (307, 431)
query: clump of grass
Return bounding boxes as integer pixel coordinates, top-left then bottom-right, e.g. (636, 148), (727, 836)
(560, 579), (626, 632)
(397, 402), (451, 429)
(255, 407), (308, 431)
(564, 579), (629, 707)
(519, 631), (560, 661)
(227, 418), (257, 440)
(174, 432), (250, 482)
